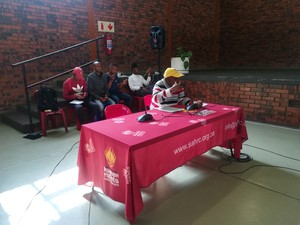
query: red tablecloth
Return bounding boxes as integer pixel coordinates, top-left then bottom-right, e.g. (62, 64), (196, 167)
(77, 103), (248, 223)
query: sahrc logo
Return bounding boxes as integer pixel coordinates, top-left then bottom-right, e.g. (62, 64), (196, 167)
(105, 147), (116, 168)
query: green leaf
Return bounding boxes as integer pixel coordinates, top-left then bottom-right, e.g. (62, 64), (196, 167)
(177, 47), (192, 60)
(183, 61), (189, 70)
(180, 55), (185, 62)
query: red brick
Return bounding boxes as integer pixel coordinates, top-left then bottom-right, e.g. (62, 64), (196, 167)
(249, 103), (261, 109)
(251, 87), (263, 92)
(268, 93), (281, 98)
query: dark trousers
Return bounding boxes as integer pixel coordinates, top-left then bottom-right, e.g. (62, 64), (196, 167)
(110, 91), (133, 107)
(133, 85), (153, 97)
(71, 99), (98, 124)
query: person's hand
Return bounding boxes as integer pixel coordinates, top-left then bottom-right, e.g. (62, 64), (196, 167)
(170, 82), (184, 94)
(77, 92), (87, 99)
(195, 100), (203, 107)
(75, 92), (84, 99)
(99, 96), (106, 102)
(146, 67), (152, 76)
(188, 100), (203, 108)
(140, 87), (148, 92)
(77, 95), (85, 100)
(109, 74), (115, 81)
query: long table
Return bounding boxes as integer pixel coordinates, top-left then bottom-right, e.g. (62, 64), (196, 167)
(77, 103), (248, 223)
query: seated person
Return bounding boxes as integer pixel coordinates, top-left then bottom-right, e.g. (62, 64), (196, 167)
(128, 63), (153, 97)
(63, 67), (98, 126)
(87, 61), (115, 120)
(151, 67), (194, 109)
(118, 78), (132, 95)
(106, 63), (132, 107)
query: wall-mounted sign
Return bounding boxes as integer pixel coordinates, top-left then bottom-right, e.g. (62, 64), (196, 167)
(98, 21), (115, 33)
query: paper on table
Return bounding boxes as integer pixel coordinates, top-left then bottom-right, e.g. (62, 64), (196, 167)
(70, 100), (84, 105)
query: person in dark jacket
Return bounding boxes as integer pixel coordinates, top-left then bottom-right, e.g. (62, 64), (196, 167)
(106, 63), (132, 107)
(87, 61), (115, 120)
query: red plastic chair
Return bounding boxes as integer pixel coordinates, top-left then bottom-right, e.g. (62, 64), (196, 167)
(33, 90), (68, 136)
(143, 94), (152, 110)
(104, 104), (132, 119)
(40, 109), (68, 136)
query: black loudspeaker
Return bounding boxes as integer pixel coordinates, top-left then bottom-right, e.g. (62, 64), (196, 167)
(150, 26), (165, 49)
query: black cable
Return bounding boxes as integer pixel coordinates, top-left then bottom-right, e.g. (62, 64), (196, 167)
(244, 143), (300, 161)
(157, 107), (212, 119)
(226, 140), (300, 163)
(151, 113), (186, 122)
(87, 186), (106, 225)
(226, 141), (252, 162)
(161, 113), (186, 118)
(220, 161), (300, 174)
(190, 158), (300, 201)
(87, 186), (94, 225)
(219, 142), (300, 175)
(228, 152), (253, 162)
(16, 141), (79, 225)
(191, 146), (300, 201)
(226, 170), (300, 201)
(218, 150), (300, 174)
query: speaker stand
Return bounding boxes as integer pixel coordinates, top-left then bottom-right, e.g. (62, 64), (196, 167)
(157, 48), (162, 79)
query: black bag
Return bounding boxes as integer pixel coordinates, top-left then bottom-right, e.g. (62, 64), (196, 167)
(37, 86), (59, 111)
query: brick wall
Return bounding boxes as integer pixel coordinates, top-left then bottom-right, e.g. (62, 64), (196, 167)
(171, 0), (220, 67)
(0, 0), (216, 113)
(0, 0), (90, 112)
(91, 0), (218, 71)
(183, 80), (300, 127)
(219, 0), (300, 67)
(91, 1), (169, 70)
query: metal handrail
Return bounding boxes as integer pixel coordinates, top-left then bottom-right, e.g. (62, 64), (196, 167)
(11, 35), (106, 135)
(27, 59), (99, 88)
(12, 35), (104, 67)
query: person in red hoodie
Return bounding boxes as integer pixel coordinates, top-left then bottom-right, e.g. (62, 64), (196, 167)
(63, 67), (98, 126)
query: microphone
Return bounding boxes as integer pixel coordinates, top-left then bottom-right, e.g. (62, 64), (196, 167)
(137, 101), (153, 122)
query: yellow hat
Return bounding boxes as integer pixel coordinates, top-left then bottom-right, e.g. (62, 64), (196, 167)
(163, 68), (184, 78)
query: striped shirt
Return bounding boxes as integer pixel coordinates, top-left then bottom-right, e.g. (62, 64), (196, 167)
(151, 78), (190, 108)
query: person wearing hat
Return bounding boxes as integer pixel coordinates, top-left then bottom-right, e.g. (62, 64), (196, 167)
(128, 63), (153, 97)
(151, 67), (192, 108)
(63, 67), (98, 127)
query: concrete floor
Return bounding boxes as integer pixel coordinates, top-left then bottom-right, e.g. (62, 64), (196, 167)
(0, 120), (299, 225)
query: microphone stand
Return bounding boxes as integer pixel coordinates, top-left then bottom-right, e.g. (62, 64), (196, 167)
(137, 102), (153, 122)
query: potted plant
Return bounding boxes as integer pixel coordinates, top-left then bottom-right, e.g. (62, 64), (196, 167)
(171, 47), (192, 74)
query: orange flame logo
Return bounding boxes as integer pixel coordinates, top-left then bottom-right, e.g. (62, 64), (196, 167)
(105, 147), (116, 168)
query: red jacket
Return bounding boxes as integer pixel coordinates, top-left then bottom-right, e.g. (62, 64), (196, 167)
(63, 77), (87, 101)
